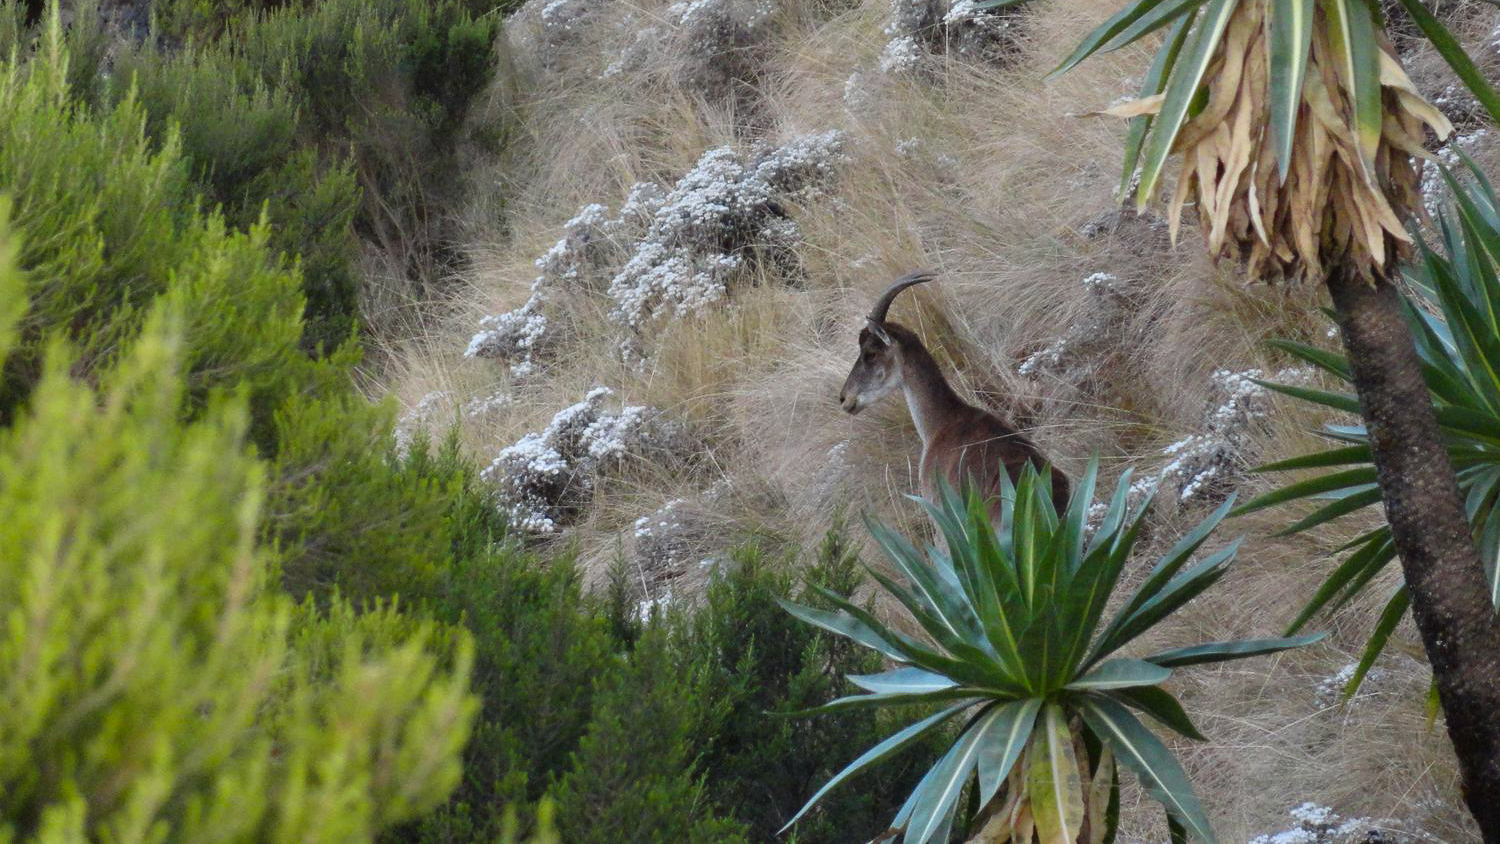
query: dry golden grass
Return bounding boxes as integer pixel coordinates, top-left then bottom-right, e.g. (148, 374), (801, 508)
(376, 0), (1500, 836)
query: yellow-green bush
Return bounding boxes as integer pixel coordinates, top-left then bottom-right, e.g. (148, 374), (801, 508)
(114, 42), (361, 351)
(0, 219), (475, 840)
(0, 20), (482, 609)
(0, 25), (304, 420)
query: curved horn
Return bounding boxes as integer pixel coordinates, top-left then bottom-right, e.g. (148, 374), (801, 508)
(867, 271), (936, 325)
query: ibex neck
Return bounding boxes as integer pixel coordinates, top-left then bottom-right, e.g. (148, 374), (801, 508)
(897, 338), (965, 444)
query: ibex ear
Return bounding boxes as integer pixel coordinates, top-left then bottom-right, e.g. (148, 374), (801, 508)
(866, 318), (892, 346)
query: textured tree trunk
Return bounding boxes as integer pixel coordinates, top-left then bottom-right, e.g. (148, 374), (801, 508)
(1326, 266), (1500, 842)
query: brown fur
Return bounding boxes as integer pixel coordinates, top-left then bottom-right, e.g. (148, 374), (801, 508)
(840, 319), (1070, 514)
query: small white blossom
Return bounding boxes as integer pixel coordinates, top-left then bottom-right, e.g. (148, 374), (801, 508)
(482, 388), (687, 534)
(1249, 803), (1405, 844)
(469, 136), (844, 372)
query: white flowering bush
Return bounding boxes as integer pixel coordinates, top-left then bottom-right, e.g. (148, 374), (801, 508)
(1019, 270), (1137, 379)
(468, 134), (845, 371)
(879, 0), (940, 73)
(1315, 662), (1395, 705)
(879, 0), (1028, 73)
(482, 388), (689, 534)
(394, 389), (453, 457)
(536, 0), (606, 66)
(466, 185), (663, 375)
(633, 496), (705, 585)
(1249, 803), (1410, 844)
(1088, 367), (1311, 524)
(609, 135), (846, 347)
(1158, 367), (1311, 504)
(942, 0), (1027, 62)
(669, 0), (777, 104)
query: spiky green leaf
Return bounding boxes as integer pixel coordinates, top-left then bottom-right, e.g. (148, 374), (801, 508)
(1134, 0), (1237, 211)
(779, 701), (976, 834)
(1030, 703), (1085, 844)
(1267, 0), (1313, 182)
(1079, 696), (1216, 843)
(1144, 634), (1325, 667)
(1066, 658), (1173, 691)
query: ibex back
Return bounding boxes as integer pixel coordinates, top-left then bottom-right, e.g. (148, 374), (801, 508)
(839, 271), (1070, 513)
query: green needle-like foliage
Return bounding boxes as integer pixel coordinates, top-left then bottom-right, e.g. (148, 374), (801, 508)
(0, 301), (478, 842)
(1239, 156), (1500, 697)
(780, 461), (1322, 843)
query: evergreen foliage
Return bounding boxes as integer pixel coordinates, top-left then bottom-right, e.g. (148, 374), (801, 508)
(9, 0), (512, 348)
(686, 528), (945, 844)
(0, 253), (475, 841)
(398, 517), (937, 842)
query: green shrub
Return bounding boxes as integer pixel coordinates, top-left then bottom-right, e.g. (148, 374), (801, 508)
(266, 391), (453, 603)
(398, 539), (620, 841)
(232, 0), (505, 299)
(0, 294), (475, 841)
(0, 25), (307, 421)
(0, 23), (484, 616)
(114, 43), (362, 351)
(686, 526), (944, 844)
(399, 517), (941, 843)
(551, 622), (748, 844)
(6, 0), (513, 346)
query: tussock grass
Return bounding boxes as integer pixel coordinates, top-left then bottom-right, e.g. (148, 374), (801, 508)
(378, 0), (1497, 835)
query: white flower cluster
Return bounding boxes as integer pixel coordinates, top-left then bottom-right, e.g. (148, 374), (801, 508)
(637, 588), (675, 623)
(880, 0), (1026, 73)
(394, 390), (452, 458)
(843, 70), (876, 112)
(1019, 271), (1133, 378)
(879, 35), (926, 73)
(1156, 367), (1312, 505)
(1423, 127), (1489, 221)
(1087, 366), (1312, 523)
(670, 0), (776, 102)
(598, 0), (775, 98)
(1248, 803), (1400, 844)
(537, 0), (604, 64)
(608, 134), (845, 354)
(602, 25), (662, 78)
(482, 387), (685, 534)
(469, 136), (845, 371)
(1315, 661), (1393, 705)
(943, 0), (1024, 62)
(466, 187), (663, 375)
(634, 497), (696, 574)
(463, 389), (515, 420)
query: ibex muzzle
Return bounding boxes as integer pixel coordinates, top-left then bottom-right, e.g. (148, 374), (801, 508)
(839, 271), (1070, 510)
(839, 272), (933, 415)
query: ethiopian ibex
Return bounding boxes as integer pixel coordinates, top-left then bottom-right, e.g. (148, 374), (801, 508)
(839, 271), (1070, 512)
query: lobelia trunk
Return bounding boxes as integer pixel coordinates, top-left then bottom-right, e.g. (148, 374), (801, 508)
(1326, 265), (1500, 842)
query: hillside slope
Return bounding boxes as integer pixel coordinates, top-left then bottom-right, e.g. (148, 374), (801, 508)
(388, 0), (1500, 837)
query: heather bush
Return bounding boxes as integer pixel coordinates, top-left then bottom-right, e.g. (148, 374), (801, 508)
(684, 522), (943, 844)
(0, 24), (304, 420)
(9, 0), (515, 345)
(395, 512), (935, 842)
(114, 43), (362, 350)
(0, 274), (475, 840)
(0, 17), (516, 616)
(231, 0), (507, 305)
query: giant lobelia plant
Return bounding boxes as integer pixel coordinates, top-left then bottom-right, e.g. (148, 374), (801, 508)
(1238, 159), (1500, 696)
(1056, 0), (1500, 830)
(778, 461), (1321, 842)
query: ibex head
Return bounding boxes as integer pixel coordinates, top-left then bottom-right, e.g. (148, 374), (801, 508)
(838, 271), (935, 414)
